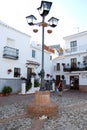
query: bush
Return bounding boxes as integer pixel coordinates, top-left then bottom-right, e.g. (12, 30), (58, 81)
(2, 86), (12, 94)
(26, 82), (32, 91)
(34, 80), (40, 87)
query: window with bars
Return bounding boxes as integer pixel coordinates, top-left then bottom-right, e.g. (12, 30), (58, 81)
(14, 68), (21, 77)
(71, 58), (77, 68)
(57, 63), (60, 70)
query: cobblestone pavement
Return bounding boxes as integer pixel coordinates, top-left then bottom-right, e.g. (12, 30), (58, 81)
(0, 90), (87, 130)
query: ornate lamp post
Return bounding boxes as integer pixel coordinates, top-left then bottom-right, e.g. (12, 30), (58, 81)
(26, 1), (59, 91)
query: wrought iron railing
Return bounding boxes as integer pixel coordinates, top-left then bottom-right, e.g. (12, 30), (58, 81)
(3, 46), (19, 60)
(64, 64), (87, 72)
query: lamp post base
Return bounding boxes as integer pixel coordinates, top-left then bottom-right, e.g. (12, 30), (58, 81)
(27, 91), (58, 117)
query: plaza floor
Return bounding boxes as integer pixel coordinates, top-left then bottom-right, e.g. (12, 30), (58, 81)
(0, 90), (87, 130)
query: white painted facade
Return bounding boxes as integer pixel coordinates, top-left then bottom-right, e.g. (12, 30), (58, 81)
(0, 21), (57, 94)
(53, 31), (87, 92)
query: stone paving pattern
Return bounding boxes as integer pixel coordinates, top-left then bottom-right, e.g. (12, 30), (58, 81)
(0, 90), (87, 130)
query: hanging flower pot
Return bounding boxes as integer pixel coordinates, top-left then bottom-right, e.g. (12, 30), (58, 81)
(33, 29), (38, 33)
(78, 62), (80, 64)
(42, 22), (48, 27)
(46, 74), (50, 78)
(7, 69), (12, 74)
(47, 29), (52, 34)
(38, 72), (41, 77)
(62, 63), (65, 66)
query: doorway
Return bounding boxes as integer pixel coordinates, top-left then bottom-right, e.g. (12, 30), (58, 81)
(56, 75), (60, 86)
(70, 76), (79, 90)
(27, 68), (32, 82)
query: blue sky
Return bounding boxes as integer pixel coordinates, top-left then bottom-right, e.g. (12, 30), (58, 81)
(0, 0), (87, 46)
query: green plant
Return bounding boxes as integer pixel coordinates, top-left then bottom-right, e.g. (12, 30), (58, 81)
(26, 82), (32, 91)
(2, 86), (12, 95)
(34, 80), (40, 87)
(21, 76), (27, 80)
(30, 72), (36, 77)
(62, 75), (65, 80)
(52, 78), (56, 82)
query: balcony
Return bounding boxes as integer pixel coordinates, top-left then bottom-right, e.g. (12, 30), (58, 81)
(3, 46), (19, 60)
(64, 44), (87, 55)
(64, 63), (87, 72)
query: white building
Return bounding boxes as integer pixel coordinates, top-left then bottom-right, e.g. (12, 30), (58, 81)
(0, 21), (57, 94)
(53, 31), (87, 92)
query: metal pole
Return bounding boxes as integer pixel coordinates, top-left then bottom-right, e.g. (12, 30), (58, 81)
(40, 16), (45, 91)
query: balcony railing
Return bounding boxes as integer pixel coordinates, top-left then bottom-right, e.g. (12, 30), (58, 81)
(3, 46), (19, 60)
(64, 64), (87, 72)
(64, 44), (87, 54)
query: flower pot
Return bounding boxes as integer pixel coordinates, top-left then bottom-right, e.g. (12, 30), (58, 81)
(33, 29), (38, 33)
(0, 93), (3, 96)
(47, 29), (52, 34)
(5, 93), (9, 96)
(42, 22), (48, 27)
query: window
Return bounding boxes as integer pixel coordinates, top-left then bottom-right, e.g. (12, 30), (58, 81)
(70, 40), (77, 52)
(7, 38), (15, 48)
(50, 55), (52, 60)
(57, 63), (60, 70)
(14, 68), (20, 77)
(83, 56), (87, 65)
(32, 50), (36, 58)
(71, 58), (77, 68)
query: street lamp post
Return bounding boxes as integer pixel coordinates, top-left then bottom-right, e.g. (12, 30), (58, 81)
(26, 1), (59, 91)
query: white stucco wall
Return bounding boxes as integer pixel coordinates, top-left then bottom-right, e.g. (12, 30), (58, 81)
(0, 22), (31, 78)
(53, 31), (87, 88)
(0, 21), (56, 93)
(63, 31), (87, 54)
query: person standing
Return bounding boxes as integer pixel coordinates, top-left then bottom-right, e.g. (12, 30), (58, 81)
(58, 80), (63, 96)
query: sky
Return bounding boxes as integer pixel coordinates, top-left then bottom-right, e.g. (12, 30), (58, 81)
(0, 0), (87, 47)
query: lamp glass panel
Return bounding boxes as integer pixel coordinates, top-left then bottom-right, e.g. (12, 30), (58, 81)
(26, 15), (37, 24)
(48, 17), (59, 26)
(42, 1), (52, 11)
(38, 7), (43, 15)
(38, 1), (52, 16)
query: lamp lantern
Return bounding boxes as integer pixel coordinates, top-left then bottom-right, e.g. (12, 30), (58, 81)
(26, 15), (37, 25)
(48, 17), (59, 27)
(37, 1), (52, 17)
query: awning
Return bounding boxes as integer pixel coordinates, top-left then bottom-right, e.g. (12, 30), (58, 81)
(26, 60), (40, 68)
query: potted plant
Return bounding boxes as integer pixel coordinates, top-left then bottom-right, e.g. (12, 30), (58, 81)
(46, 74), (50, 78)
(34, 80), (40, 87)
(62, 63), (65, 66)
(26, 82), (32, 91)
(0, 92), (3, 96)
(62, 75), (65, 80)
(52, 78), (56, 82)
(7, 69), (12, 74)
(2, 86), (12, 96)
(78, 61), (80, 64)
(21, 76), (27, 81)
(30, 72), (36, 77)
(38, 72), (41, 77)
